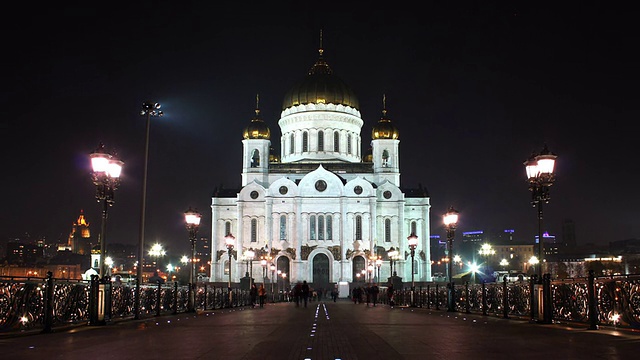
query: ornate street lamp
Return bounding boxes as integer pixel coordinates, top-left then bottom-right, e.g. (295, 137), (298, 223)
(367, 264), (374, 284)
(270, 263), (276, 301)
(524, 145), (557, 282)
(184, 207), (201, 312)
(135, 101), (163, 320)
(443, 206), (459, 312)
(375, 257), (382, 287)
(478, 243), (495, 275)
(245, 249), (255, 288)
(407, 233), (418, 306)
(225, 233), (235, 306)
(90, 143), (123, 279)
(261, 258), (267, 286)
(388, 247), (398, 276)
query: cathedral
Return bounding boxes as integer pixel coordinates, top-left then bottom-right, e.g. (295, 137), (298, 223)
(210, 42), (431, 295)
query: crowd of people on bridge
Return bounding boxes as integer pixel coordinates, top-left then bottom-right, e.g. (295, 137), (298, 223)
(350, 283), (380, 306)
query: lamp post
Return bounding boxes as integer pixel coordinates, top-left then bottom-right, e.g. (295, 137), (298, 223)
(277, 269), (282, 298)
(478, 243), (495, 277)
(184, 207), (201, 312)
(407, 233), (418, 306)
(270, 263), (276, 301)
(225, 233), (235, 306)
(135, 101), (163, 320)
(388, 247), (398, 276)
(367, 264), (374, 284)
(524, 145), (557, 282)
(376, 257), (382, 287)
(90, 143), (123, 279)
(443, 206), (459, 312)
(261, 258), (267, 287)
(245, 250), (255, 289)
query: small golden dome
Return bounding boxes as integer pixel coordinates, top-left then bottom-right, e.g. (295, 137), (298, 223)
(243, 94), (271, 140)
(371, 95), (399, 140)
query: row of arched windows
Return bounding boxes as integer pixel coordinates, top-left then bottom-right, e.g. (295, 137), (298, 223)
(288, 131), (354, 155)
(224, 218), (417, 245)
(309, 214), (333, 240)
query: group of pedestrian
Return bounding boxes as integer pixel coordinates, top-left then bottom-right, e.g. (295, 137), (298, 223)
(249, 283), (268, 308)
(351, 284), (380, 306)
(293, 280), (310, 307)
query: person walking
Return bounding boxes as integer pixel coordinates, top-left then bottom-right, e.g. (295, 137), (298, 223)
(294, 282), (302, 307)
(258, 284), (267, 308)
(387, 283), (395, 306)
(249, 283), (258, 308)
(371, 283), (379, 306)
(301, 280), (310, 308)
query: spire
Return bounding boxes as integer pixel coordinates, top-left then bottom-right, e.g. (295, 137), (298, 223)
(255, 93), (260, 117)
(319, 29), (324, 58)
(382, 94), (387, 118)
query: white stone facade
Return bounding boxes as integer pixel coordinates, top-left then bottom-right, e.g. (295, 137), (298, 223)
(209, 52), (431, 291)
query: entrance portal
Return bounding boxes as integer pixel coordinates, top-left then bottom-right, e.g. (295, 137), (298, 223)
(312, 253), (330, 294)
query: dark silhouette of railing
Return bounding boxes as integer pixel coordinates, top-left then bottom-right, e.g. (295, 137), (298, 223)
(382, 271), (639, 330)
(0, 272), (253, 334)
(2, 271), (638, 334)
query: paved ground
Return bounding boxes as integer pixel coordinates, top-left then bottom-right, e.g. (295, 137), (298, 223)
(1, 299), (639, 360)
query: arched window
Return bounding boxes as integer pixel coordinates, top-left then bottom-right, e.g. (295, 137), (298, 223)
(334, 131), (340, 152)
(310, 215), (316, 240)
(318, 215), (324, 240)
(326, 215), (332, 240)
(251, 149), (260, 167)
(413, 259), (418, 274)
(355, 215), (362, 240)
(385, 218), (391, 242)
(347, 134), (352, 155)
(382, 149), (389, 167)
(251, 219), (257, 242)
(318, 131), (324, 151)
(302, 131), (308, 152)
(411, 221), (417, 236)
(290, 134), (295, 154)
(225, 221), (231, 236)
(280, 215), (287, 240)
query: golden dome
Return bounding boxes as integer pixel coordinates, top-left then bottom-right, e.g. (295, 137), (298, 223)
(243, 95), (271, 140)
(282, 47), (359, 110)
(371, 95), (399, 140)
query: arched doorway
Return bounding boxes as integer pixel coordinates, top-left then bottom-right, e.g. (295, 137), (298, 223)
(276, 256), (290, 290)
(352, 255), (365, 282)
(312, 253), (330, 298)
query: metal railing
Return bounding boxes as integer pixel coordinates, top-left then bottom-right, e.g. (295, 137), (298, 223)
(3, 271), (638, 334)
(0, 272), (254, 334)
(381, 271), (639, 330)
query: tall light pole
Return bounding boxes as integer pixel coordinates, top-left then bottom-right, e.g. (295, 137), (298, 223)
(478, 243), (495, 277)
(90, 143), (123, 279)
(261, 258), (267, 286)
(443, 206), (459, 312)
(376, 257), (382, 287)
(388, 247), (398, 276)
(270, 263), (276, 301)
(245, 250), (255, 289)
(225, 233), (235, 306)
(524, 145), (557, 282)
(184, 207), (201, 312)
(135, 101), (163, 320)
(407, 233), (418, 307)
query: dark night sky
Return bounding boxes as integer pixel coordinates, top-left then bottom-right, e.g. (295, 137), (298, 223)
(3, 2), (638, 258)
